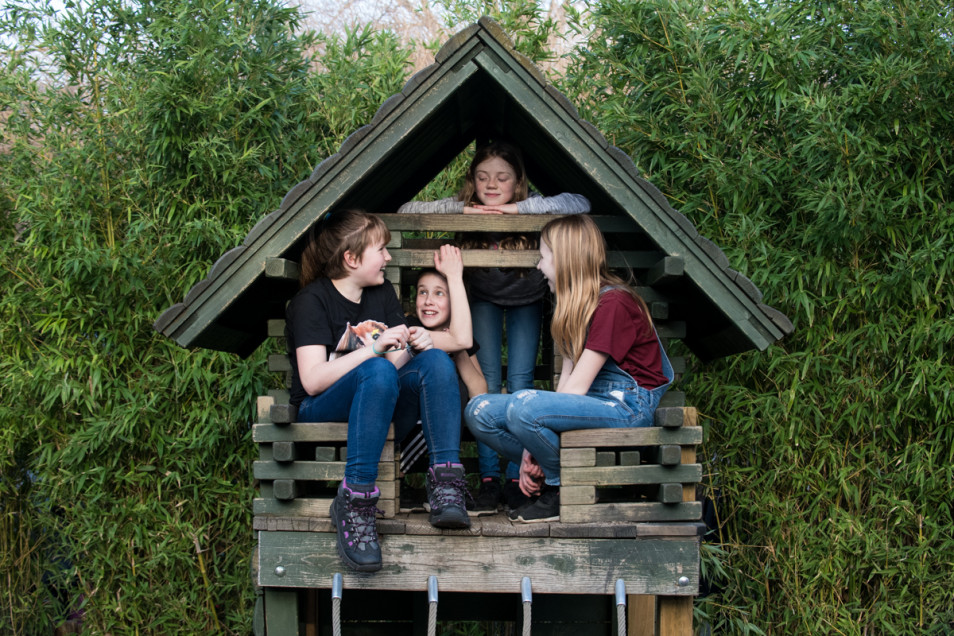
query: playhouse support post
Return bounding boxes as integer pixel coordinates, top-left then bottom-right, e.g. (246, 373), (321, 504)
(658, 596), (693, 636)
(628, 594), (656, 636)
(264, 588), (299, 636)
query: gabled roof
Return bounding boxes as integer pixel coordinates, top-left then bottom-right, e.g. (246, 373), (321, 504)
(155, 17), (792, 361)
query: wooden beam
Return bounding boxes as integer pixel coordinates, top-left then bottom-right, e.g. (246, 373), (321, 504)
(645, 256), (684, 287)
(258, 532), (700, 595)
(658, 596), (693, 636)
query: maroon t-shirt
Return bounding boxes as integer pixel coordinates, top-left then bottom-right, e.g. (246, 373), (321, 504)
(585, 289), (668, 389)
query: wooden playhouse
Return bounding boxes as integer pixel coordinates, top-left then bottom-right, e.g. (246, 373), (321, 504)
(155, 18), (792, 636)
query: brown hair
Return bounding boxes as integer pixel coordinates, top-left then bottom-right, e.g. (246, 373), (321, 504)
(541, 215), (652, 364)
(299, 209), (391, 287)
(457, 141), (529, 205)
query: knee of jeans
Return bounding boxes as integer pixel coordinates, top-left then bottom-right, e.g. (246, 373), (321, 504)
(358, 356), (399, 389)
(416, 347), (455, 376)
(505, 389), (540, 425)
(464, 396), (493, 433)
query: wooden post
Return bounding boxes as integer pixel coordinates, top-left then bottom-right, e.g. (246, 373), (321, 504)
(657, 596), (692, 636)
(264, 589), (299, 636)
(628, 594), (656, 636)
(304, 589), (317, 636)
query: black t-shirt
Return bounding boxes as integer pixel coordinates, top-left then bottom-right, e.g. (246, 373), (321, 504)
(285, 278), (406, 406)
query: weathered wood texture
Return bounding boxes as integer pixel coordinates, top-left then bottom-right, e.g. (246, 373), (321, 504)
(253, 422), (400, 518)
(258, 530), (700, 596)
(558, 419), (703, 523)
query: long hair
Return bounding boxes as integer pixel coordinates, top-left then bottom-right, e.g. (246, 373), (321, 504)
(299, 209), (390, 287)
(457, 141), (529, 205)
(541, 215), (653, 364)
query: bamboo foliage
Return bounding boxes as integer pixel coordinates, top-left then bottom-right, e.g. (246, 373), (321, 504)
(0, 0), (408, 633)
(564, 0), (954, 633)
(2, 0), (953, 633)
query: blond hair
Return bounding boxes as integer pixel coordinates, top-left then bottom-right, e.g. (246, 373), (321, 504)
(541, 216), (652, 364)
(299, 209), (390, 286)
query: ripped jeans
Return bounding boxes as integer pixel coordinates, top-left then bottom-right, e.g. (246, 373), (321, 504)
(464, 359), (670, 487)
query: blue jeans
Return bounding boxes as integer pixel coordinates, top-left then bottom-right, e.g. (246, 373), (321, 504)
(465, 355), (673, 486)
(471, 299), (542, 480)
(297, 349), (461, 485)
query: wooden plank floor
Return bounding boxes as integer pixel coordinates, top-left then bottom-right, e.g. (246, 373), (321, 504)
(255, 512), (703, 596)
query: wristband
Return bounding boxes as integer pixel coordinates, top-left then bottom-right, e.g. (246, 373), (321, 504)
(371, 342), (384, 356)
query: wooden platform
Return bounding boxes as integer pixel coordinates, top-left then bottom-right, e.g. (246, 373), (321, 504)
(256, 511), (703, 596)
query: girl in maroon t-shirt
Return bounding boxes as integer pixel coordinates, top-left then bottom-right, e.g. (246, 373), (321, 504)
(464, 215), (673, 523)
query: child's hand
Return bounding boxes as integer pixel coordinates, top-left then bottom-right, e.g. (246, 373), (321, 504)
(372, 325), (410, 354)
(433, 244), (463, 280)
(407, 326), (434, 353)
(468, 203), (519, 215)
(519, 450), (544, 497)
(462, 205), (502, 215)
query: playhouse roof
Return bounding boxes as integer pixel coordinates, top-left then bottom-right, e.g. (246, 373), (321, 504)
(155, 18), (792, 361)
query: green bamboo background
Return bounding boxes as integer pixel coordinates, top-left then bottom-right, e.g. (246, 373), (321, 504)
(2, 0), (951, 633)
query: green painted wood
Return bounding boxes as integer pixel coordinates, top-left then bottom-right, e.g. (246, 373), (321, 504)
(388, 248), (660, 269)
(268, 404), (296, 425)
(254, 460), (395, 482)
(313, 447), (336, 462)
(655, 408), (696, 428)
(646, 256), (685, 287)
(560, 464), (702, 487)
(657, 483), (684, 504)
(273, 479), (297, 500)
(382, 213), (639, 233)
(263, 588), (300, 636)
(657, 445), (682, 466)
(254, 422), (349, 443)
(267, 319), (285, 337)
(596, 451), (616, 467)
(560, 501), (702, 524)
(560, 426), (703, 448)
(272, 442), (295, 463)
(257, 531), (699, 595)
(620, 451), (641, 466)
(560, 448), (596, 467)
(265, 257), (299, 280)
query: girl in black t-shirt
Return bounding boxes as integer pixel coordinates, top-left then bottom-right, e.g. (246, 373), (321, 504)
(285, 210), (470, 572)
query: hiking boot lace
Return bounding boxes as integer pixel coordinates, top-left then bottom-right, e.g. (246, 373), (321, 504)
(344, 498), (383, 545)
(431, 476), (468, 510)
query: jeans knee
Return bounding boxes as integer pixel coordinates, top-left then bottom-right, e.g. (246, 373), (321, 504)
(357, 357), (399, 395)
(464, 395), (495, 435)
(415, 347), (456, 379)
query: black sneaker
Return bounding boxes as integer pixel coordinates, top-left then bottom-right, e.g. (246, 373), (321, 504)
(502, 479), (530, 512)
(425, 463), (471, 529)
(467, 478), (502, 516)
(512, 485), (560, 523)
(329, 482), (383, 572)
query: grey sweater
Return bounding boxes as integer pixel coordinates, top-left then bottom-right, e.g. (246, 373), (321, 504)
(397, 192), (591, 306)
(396, 192), (591, 215)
